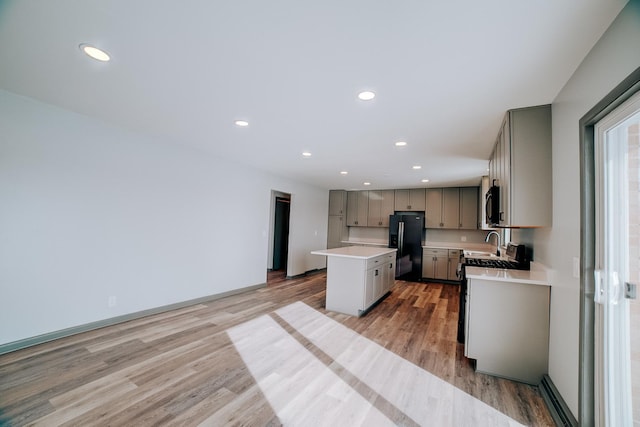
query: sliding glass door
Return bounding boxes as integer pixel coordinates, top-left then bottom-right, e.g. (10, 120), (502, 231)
(594, 91), (640, 426)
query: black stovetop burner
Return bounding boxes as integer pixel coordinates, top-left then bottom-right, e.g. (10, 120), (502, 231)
(463, 257), (529, 270)
(463, 243), (530, 271)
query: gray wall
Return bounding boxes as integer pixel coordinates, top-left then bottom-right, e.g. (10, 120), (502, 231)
(512, 0), (640, 417)
(0, 90), (328, 346)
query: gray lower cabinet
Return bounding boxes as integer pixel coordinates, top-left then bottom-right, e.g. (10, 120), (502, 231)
(447, 249), (461, 280)
(422, 248), (449, 280)
(464, 278), (550, 384)
(423, 248), (461, 281)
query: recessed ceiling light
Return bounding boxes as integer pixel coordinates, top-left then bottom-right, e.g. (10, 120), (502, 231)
(79, 44), (110, 62)
(412, 165), (422, 170)
(395, 141), (407, 147)
(363, 182), (371, 186)
(421, 179), (430, 183)
(302, 151), (312, 157)
(340, 171), (348, 175)
(234, 120), (249, 127)
(358, 91), (375, 101)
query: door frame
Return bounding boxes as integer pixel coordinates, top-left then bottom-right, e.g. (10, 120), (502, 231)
(579, 66), (640, 425)
(268, 190), (291, 274)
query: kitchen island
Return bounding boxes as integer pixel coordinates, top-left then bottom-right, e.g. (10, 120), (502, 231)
(311, 246), (396, 316)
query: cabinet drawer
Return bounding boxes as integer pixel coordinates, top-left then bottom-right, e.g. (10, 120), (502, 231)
(423, 248), (448, 257)
(366, 255), (385, 270)
(448, 249), (461, 258)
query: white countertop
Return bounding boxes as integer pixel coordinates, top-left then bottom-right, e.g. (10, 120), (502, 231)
(311, 246), (397, 259)
(423, 241), (496, 252)
(465, 262), (549, 286)
(340, 240), (388, 247)
(344, 240), (498, 252)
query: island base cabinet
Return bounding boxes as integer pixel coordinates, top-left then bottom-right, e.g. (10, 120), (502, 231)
(325, 253), (395, 317)
(464, 278), (550, 385)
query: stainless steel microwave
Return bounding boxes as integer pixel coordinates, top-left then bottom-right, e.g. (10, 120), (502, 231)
(485, 185), (500, 226)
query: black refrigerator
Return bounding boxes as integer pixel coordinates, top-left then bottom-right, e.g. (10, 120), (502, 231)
(388, 213), (424, 281)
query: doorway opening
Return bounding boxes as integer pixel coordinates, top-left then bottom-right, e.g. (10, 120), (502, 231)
(269, 191), (291, 282)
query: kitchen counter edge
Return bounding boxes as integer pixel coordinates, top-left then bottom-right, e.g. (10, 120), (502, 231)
(311, 247), (397, 259)
(464, 262), (550, 286)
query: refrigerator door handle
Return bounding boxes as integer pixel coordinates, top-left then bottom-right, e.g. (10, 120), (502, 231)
(398, 221), (405, 258)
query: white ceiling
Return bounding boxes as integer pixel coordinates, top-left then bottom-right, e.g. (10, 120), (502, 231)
(0, 0), (628, 190)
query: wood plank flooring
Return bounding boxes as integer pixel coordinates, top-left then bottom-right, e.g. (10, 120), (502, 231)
(0, 271), (554, 426)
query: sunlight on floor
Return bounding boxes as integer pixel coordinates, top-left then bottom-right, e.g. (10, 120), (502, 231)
(227, 301), (524, 426)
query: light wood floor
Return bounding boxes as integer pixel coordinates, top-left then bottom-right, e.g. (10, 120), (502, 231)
(0, 271), (554, 426)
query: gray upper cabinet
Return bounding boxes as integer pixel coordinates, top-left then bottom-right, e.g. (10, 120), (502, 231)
(394, 188), (426, 211)
(489, 105), (552, 227)
(426, 187), (478, 229)
(367, 190), (395, 227)
(327, 190), (347, 248)
(328, 190), (346, 216)
(346, 191), (369, 226)
(425, 189), (444, 228)
(426, 188), (459, 228)
(459, 187), (479, 229)
(341, 186), (478, 229)
(441, 187), (460, 229)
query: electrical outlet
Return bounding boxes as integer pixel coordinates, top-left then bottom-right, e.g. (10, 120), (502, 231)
(461, 236), (467, 242)
(108, 296), (117, 307)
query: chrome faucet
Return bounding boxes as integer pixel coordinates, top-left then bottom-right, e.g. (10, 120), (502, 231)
(485, 230), (501, 256)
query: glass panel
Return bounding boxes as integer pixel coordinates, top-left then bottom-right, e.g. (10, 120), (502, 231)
(595, 92), (640, 427)
(629, 120), (640, 426)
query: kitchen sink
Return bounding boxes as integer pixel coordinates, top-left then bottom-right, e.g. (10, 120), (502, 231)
(463, 250), (499, 259)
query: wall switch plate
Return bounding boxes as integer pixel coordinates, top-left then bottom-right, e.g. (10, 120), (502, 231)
(572, 257), (580, 278)
(108, 296), (117, 307)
